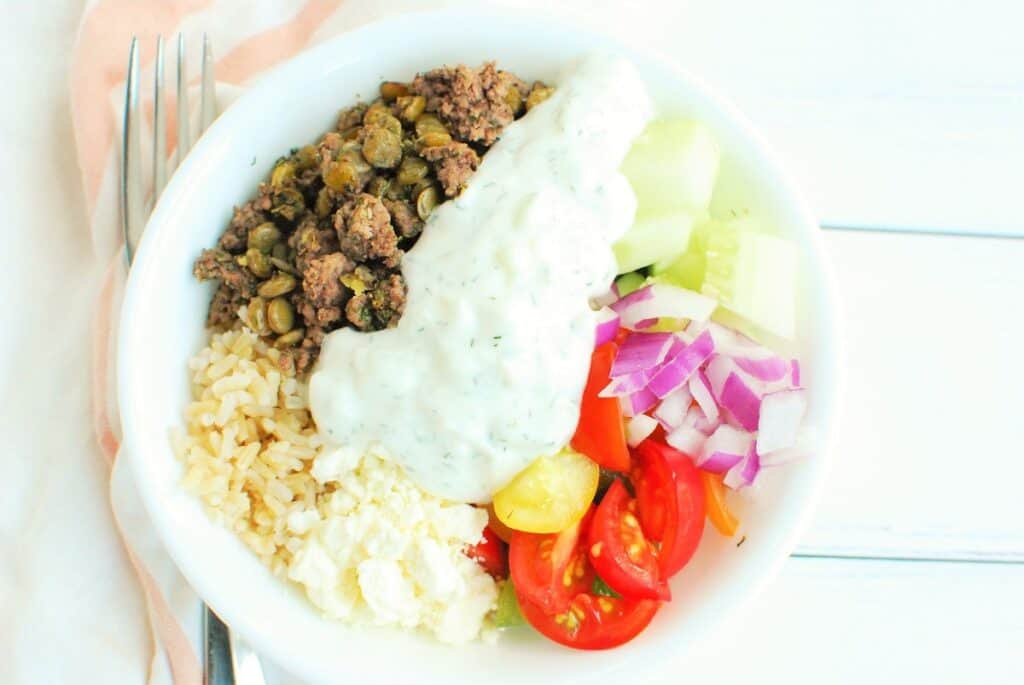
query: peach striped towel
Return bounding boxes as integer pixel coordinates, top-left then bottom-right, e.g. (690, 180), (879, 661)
(72, 1), (454, 682)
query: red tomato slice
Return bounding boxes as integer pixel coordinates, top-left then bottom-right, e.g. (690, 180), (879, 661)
(633, 439), (706, 578)
(570, 344), (631, 472)
(588, 480), (669, 601)
(467, 526), (508, 578)
(509, 510), (595, 614)
(518, 591), (660, 650)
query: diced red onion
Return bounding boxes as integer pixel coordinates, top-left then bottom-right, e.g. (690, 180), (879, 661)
(688, 369), (719, 423)
(620, 387), (658, 417)
(646, 330), (715, 399)
(665, 424), (707, 458)
(594, 307), (620, 347)
(699, 450), (745, 474)
(626, 414), (659, 447)
(610, 284), (653, 314)
(610, 332), (674, 377)
(756, 389), (808, 455)
(734, 355), (790, 382)
(598, 369), (650, 398)
(701, 321), (767, 358)
(790, 359), (801, 386)
(719, 372), (762, 431)
(688, 406), (721, 435)
(724, 446), (760, 489)
(618, 284), (717, 329)
(698, 424), (752, 472)
(634, 317), (658, 330)
(653, 385), (692, 430)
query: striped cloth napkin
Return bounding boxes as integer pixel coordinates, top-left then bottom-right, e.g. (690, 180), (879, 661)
(73, 1), (472, 682)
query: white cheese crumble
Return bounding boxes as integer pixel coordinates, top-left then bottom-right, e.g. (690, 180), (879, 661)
(287, 449), (497, 643)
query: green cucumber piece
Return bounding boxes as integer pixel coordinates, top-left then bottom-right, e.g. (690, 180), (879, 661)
(620, 118), (720, 215)
(612, 210), (695, 274)
(614, 271), (647, 297)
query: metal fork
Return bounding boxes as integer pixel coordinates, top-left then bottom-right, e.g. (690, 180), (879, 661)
(120, 33), (266, 685)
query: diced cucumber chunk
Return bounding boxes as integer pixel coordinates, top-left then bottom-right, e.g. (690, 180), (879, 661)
(654, 219), (797, 340)
(621, 119), (720, 215)
(703, 223), (796, 340)
(614, 271), (647, 297)
(612, 211), (694, 274)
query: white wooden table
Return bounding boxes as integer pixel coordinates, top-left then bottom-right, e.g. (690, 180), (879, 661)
(3, 1), (1022, 682)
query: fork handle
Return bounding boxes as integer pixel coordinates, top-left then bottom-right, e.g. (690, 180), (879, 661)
(203, 605), (236, 685)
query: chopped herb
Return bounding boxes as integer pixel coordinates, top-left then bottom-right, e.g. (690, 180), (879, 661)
(736, 535), (747, 547)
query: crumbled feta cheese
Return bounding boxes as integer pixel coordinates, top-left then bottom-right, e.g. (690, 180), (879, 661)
(287, 449), (497, 643)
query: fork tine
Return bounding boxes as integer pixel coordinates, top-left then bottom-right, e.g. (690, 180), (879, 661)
(176, 33), (190, 168)
(121, 37), (145, 264)
(199, 33), (216, 134)
(152, 35), (167, 201)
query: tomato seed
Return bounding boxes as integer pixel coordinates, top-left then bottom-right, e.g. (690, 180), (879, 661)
(590, 542), (603, 558)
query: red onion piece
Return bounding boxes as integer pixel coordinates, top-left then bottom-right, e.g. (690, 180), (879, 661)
(628, 387), (659, 416)
(688, 369), (720, 423)
(594, 307), (620, 347)
(724, 445), (760, 489)
(598, 369), (650, 398)
(634, 317), (658, 330)
(626, 414), (659, 447)
(611, 332), (675, 377)
(665, 424), (707, 459)
(719, 372), (762, 431)
(734, 355), (790, 382)
(790, 359), (801, 386)
(698, 425), (752, 472)
(699, 450), (745, 474)
(618, 284), (717, 329)
(653, 385), (692, 430)
(610, 284), (653, 313)
(646, 330), (716, 399)
(756, 388), (808, 454)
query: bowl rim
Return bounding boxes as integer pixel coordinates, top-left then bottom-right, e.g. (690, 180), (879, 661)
(118, 5), (844, 682)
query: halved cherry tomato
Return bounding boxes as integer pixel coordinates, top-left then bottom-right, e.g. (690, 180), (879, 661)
(509, 509), (595, 613)
(700, 470), (740, 537)
(571, 343), (631, 472)
(588, 480), (669, 601)
(518, 591), (660, 650)
(613, 327), (631, 346)
(467, 526), (508, 578)
(633, 439), (706, 577)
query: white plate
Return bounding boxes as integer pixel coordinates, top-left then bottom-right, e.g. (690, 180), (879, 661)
(119, 7), (842, 684)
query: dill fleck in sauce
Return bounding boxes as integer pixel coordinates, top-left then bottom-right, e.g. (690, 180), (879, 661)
(310, 54), (653, 503)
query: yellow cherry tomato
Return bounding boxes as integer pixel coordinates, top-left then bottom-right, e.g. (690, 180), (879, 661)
(492, 449), (599, 534)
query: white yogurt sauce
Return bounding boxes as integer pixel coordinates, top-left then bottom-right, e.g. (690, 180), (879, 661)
(310, 54), (653, 502)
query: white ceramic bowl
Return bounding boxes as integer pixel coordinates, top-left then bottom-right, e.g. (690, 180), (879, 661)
(119, 7), (842, 684)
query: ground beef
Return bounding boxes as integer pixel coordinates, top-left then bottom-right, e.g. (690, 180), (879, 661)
(421, 142), (480, 198)
(219, 195), (272, 253)
(383, 198), (423, 239)
(194, 249), (258, 297)
(411, 62), (527, 146)
(335, 193), (399, 263)
(194, 62), (543, 375)
(290, 216), (340, 272)
(302, 252), (354, 308)
(206, 283), (247, 328)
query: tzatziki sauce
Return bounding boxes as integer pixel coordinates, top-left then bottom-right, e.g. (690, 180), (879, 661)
(310, 54), (653, 503)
